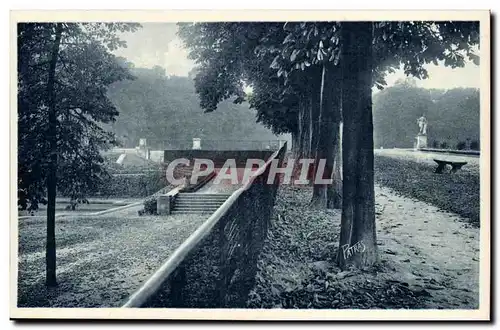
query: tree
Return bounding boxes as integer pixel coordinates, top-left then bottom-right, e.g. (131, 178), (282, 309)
(373, 84), (479, 149)
(105, 68), (279, 149)
(336, 22), (377, 268)
(18, 22), (139, 286)
(178, 21), (480, 270)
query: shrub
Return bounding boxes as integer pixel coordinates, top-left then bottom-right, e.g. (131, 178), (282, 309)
(141, 197), (158, 215)
(96, 170), (167, 198)
(470, 140), (480, 150)
(432, 140), (439, 148)
(440, 141), (448, 149)
(456, 141), (466, 150)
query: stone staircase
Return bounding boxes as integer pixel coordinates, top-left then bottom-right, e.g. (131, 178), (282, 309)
(171, 193), (231, 214)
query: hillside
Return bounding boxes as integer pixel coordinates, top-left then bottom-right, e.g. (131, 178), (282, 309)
(373, 81), (480, 149)
(106, 67), (279, 149)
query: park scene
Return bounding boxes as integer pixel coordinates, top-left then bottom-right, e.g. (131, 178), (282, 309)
(15, 19), (484, 313)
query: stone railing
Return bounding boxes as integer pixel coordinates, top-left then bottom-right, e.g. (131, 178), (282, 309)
(122, 143), (287, 308)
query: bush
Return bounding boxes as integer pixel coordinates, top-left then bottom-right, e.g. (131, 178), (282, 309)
(440, 141), (448, 149)
(431, 140), (439, 148)
(140, 197), (158, 215)
(456, 141), (466, 150)
(96, 171), (167, 198)
(470, 140), (480, 150)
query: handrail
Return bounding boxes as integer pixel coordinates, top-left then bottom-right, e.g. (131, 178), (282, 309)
(121, 143), (286, 308)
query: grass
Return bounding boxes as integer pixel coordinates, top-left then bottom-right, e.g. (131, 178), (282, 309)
(17, 205), (208, 307)
(374, 155), (480, 226)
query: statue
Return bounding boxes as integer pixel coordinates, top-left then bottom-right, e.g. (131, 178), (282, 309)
(417, 115), (427, 135)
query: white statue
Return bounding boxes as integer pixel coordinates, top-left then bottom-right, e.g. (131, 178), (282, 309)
(417, 115), (427, 135)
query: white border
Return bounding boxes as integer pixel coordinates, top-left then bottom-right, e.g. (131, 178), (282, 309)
(8, 9), (491, 321)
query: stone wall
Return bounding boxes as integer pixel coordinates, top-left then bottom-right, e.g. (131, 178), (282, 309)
(140, 144), (287, 308)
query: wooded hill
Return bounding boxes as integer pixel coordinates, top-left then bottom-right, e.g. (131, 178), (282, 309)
(106, 66), (279, 149)
(373, 80), (480, 149)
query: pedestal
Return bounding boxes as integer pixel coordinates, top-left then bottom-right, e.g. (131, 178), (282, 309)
(415, 134), (427, 150)
(192, 138), (201, 150)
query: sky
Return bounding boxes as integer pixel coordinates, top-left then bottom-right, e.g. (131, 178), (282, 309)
(113, 23), (480, 90)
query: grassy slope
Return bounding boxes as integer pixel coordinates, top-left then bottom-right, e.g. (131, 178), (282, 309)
(17, 206), (207, 307)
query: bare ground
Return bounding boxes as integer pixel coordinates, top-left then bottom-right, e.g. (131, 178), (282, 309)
(17, 205), (207, 307)
(247, 185), (479, 309)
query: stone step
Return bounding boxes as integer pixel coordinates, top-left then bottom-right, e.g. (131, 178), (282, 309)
(173, 204), (222, 208)
(175, 199), (228, 204)
(171, 210), (218, 214)
(173, 207), (220, 212)
(177, 193), (231, 198)
(174, 201), (225, 206)
(175, 197), (229, 202)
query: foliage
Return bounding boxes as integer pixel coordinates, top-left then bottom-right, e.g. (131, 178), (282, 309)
(456, 141), (467, 150)
(373, 82), (480, 149)
(105, 67), (278, 148)
(179, 21), (479, 135)
(247, 186), (427, 309)
(470, 140), (480, 150)
(96, 172), (166, 198)
(141, 197), (158, 215)
(17, 23), (140, 210)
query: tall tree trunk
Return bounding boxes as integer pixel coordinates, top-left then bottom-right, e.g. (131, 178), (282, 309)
(311, 64), (342, 209)
(309, 66), (321, 168)
(300, 96), (311, 159)
(310, 64), (328, 207)
(327, 121), (342, 209)
(46, 23), (63, 287)
(337, 22), (377, 269)
(291, 130), (300, 157)
(297, 97), (305, 160)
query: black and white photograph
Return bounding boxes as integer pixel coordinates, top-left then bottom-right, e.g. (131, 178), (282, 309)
(10, 10), (490, 320)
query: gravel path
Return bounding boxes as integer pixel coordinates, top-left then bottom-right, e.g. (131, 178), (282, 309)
(248, 185), (479, 309)
(17, 205), (207, 307)
(376, 185), (479, 308)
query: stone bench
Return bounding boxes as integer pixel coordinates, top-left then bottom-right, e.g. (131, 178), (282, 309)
(433, 159), (468, 174)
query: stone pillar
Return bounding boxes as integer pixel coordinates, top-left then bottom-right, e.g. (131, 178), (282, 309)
(157, 195), (171, 215)
(192, 138), (201, 150)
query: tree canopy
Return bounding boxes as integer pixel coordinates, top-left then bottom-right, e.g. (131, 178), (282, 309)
(373, 81), (480, 149)
(105, 67), (279, 149)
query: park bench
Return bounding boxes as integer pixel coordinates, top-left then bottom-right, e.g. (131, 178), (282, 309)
(433, 159), (468, 174)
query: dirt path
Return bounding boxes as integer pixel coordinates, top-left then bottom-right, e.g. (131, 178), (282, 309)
(248, 185), (479, 309)
(375, 185), (479, 308)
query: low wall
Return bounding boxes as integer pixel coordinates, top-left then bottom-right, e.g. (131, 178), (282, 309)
(123, 144), (287, 308)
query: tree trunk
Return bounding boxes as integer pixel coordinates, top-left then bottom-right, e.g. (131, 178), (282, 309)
(300, 96), (311, 159)
(46, 23), (63, 287)
(296, 98), (305, 160)
(310, 64), (328, 207)
(337, 22), (377, 269)
(311, 64), (342, 209)
(309, 67), (321, 169)
(327, 121), (342, 209)
(291, 130), (300, 157)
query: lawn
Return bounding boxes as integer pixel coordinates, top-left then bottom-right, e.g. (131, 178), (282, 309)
(17, 205), (208, 308)
(374, 154), (480, 226)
